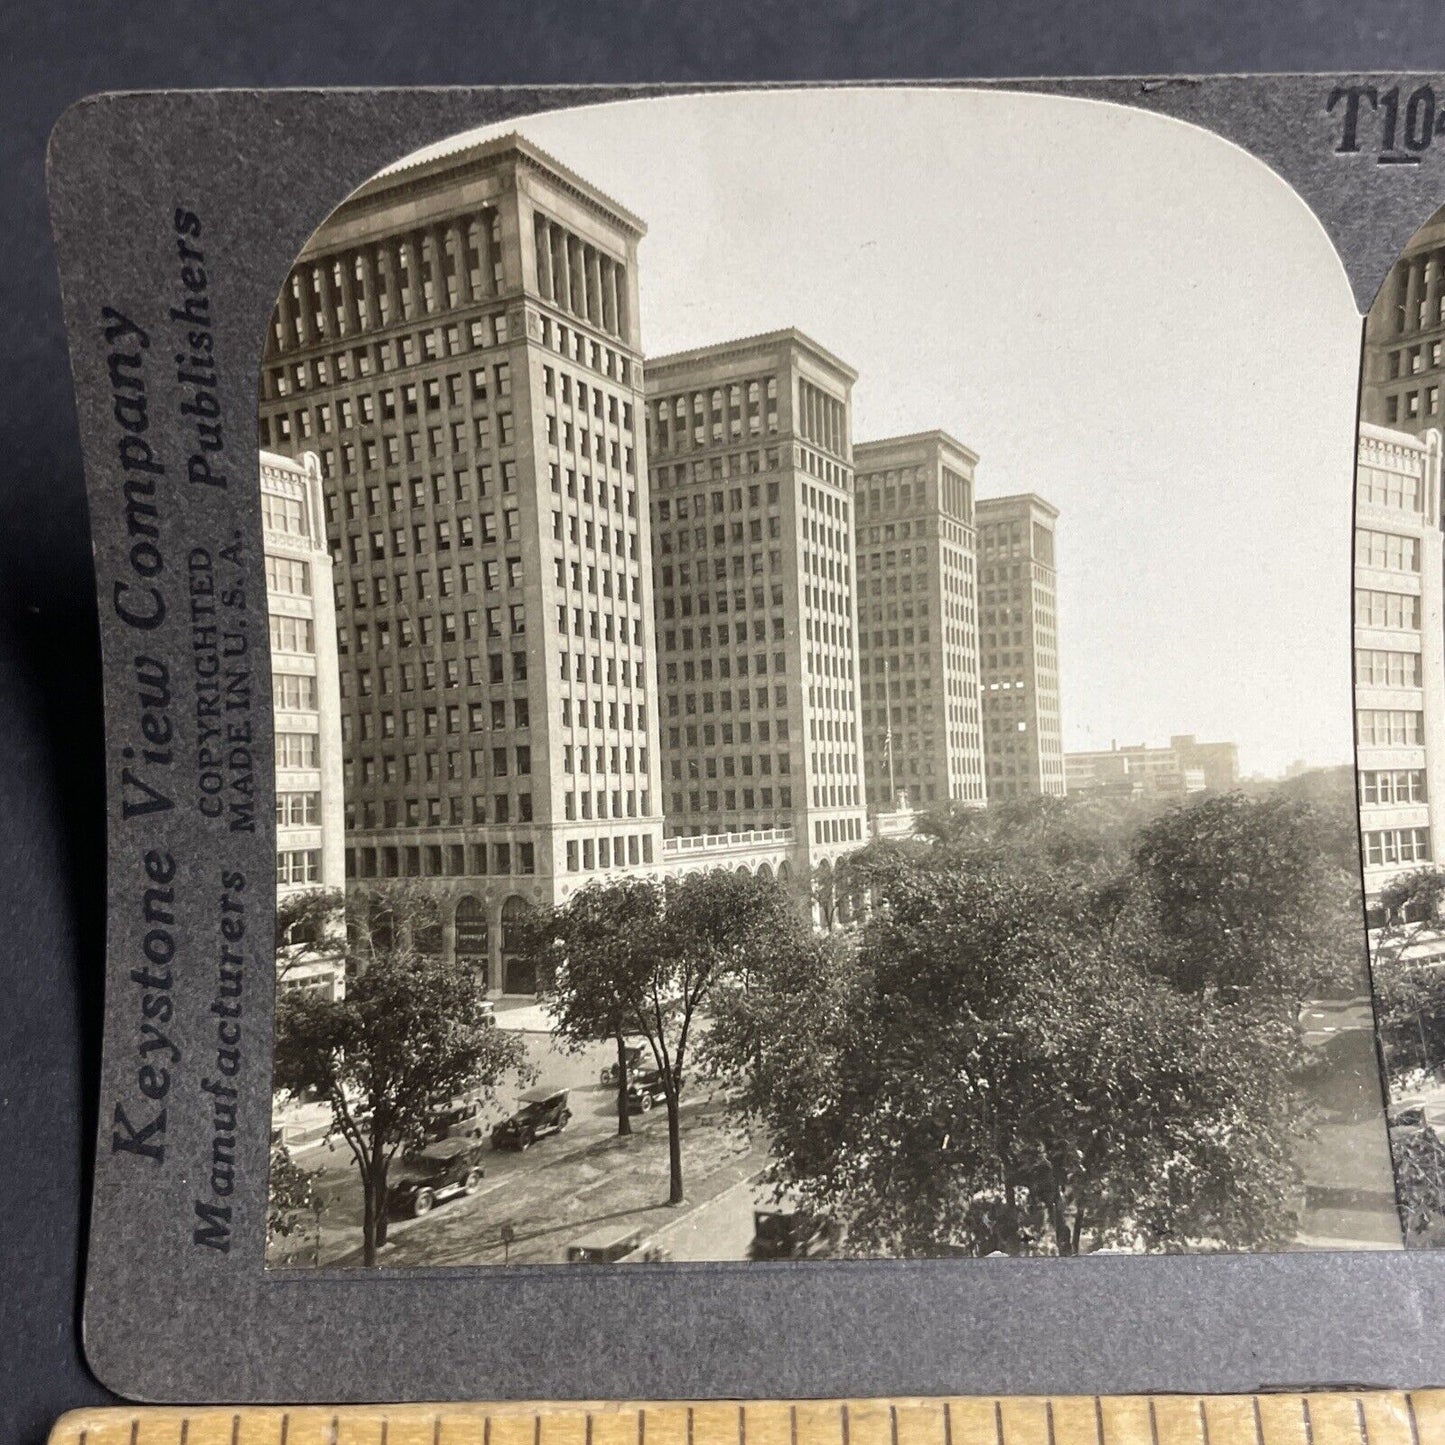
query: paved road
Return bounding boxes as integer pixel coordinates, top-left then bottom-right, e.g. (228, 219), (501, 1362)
(271, 1026), (771, 1267)
(1293, 995), (1402, 1250)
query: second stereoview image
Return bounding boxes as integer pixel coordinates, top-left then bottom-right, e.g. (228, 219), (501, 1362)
(257, 89), (1390, 1269)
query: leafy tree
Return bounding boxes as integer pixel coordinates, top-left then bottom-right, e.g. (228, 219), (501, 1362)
(530, 879), (663, 1136)
(710, 856), (1304, 1256)
(1132, 792), (1363, 1017)
(530, 868), (802, 1204)
(273, 882), (529, 1265)
(267, 1143), (321, 1255)
(1392, 1125), (1445, 1244)
(1370, 868), (1445, 1082)
(275, 886), (346, 989)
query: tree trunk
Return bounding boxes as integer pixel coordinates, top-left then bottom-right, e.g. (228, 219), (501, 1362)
(665, 1092), (684, 1204)
(361, 1164), (379, 1267)
(614, 1032), (633, 1137)
(363, 1139), (390, 1261)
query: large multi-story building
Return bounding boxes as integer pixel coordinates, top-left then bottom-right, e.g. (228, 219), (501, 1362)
(1355, 422), (1445, 906)
(263, 449), (347, 998)
(643, 330), (869, 864)
(258, 133), (665, 993)
(853, 431), (986, 811)
(1064, 733), (1239, 800)
(1362, 205), (1445, 439)
(976, 493), (1064, 799)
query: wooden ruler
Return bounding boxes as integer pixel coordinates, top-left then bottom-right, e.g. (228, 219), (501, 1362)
(42, 1395), (1445, 1445)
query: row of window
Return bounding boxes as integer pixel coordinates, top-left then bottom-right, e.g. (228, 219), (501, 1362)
(648, 377), (781, 455)
(1355, 648), (1424, 688)
(564, 832), (655, 872)
(1357, 460), (1426, 513)
(1359, 769), (1428, 806)
(1356, 588), (1422, 630)
(270, 312), (511, 399)
(277, 849), (323, 886)
(1363, 827), (1432, 867)
(1357, 708), (1426, 746)
(669, 787), (794, 815)
(1356, 528), (1422, 573)
(262, 492), (314, 542)
(350, 839), (537, 879)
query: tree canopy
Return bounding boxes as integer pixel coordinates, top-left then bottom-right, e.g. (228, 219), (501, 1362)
(706, 787), (1358, 1256)
(273, 882), (528, 1265)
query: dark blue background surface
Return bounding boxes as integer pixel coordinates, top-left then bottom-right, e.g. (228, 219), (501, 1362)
(5, 4), (1445, 1442)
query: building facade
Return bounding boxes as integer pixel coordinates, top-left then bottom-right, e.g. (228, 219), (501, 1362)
(853, 431), (986, 811)
(1064, 733), (1239, 800)
(1362, 205), (1445, 439)
(643, 330), (869, 865)
(1355, 423), (1445, 905)
(976, 493), (1065, 799)
(263, 449), (347, 998)
(258, 134), (665, 993)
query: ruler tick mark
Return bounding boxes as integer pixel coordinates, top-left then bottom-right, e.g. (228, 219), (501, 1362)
(1148, 1400), (1159, 1445)
(943, 1402), (953, 1445)
(1407, 1395), (1422, 1445)
(1355, 1398), (1369, 1445)
(1251, 1398), (1264, 1445)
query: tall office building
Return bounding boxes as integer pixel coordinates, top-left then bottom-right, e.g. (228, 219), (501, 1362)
(643, 330), (869, 862)
(262, 449), (346, 998)
(976, 493), (1065, 799)
(853, 432), (986, 810)
(1361, 205), (1445, 438)
(258, 134), (664, 993)
(1355, 423), (1445, 907)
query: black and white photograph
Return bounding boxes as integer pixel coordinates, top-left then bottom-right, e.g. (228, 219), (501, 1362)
(253, 87), (1394, 1270)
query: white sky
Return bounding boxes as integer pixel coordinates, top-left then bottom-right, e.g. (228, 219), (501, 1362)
(395, 89), (1362, 778)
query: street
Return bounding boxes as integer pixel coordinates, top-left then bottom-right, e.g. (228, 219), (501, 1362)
(268, 1022), (769, 1268)
(269, 994), (1410, 1267)
(1292, 995), (1402, 1250)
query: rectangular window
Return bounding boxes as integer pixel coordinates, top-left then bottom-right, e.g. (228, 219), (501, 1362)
(268, 615), (316, 654)
(275, 732), (320, 769)
(275, 791), (321, 827)
(272, 672), (318, 711)
(276, 849), (322, 886)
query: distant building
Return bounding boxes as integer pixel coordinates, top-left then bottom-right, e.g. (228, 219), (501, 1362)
(1355, 422), (1445, 906)
(1361, 205), (1445, 440)
(1065, 734), (1239, 800)
(644, 329), (869, 866)
(258, 134), (665, 993)
(976, 494), (1064, 799)
(262, 449), (346, 999)
(854, 432), (986, 812)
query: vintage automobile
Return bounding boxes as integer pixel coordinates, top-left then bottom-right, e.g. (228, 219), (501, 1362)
(624, 1069), (670, 1114)
(600, 1042), (647, 1088)
(386, 1138), (486, 1219)
(748, 1206), (843, 1259)
(425, 1092), (487, 1143)
(490, 1088), (572, 1149)
(566, 1224), (646, 1263)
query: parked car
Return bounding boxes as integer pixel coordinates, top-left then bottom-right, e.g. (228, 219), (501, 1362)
(491, 1089), (572, 1149)
(387, 1139), (485, 1218)
(478, 999), (497, 1027)
(1389, 1103), (1429, 1132)
(625, 1069), (670, 1114)
(567, 1224), (645, 1263)
(749, 1207), (842, 1259)
(600, 1042), (647, 1088)
(426, 1093), (487, 1143)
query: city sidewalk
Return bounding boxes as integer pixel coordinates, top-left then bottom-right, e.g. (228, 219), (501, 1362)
(493, 997), (559, 1033)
